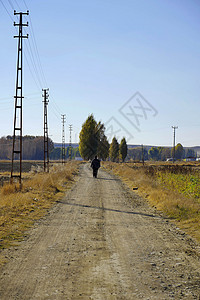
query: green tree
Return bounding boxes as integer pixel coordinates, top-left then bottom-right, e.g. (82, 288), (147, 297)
(0, 136), (11, 159)
(128, 147), (148, 161)
(119, 137), (127, 162)
(79, 115), (110, 160)
(174, 143), (184, 159)
(97, 134), (109, 160)
(79, 114), (98, 160)
(96, 122), (109, 160)
(148, 147), (160, 161)
(50, 147), (62, 160)
(109, 137), (119, 162)
(185, 148), (196, 158)
(160, 147), (171, 161)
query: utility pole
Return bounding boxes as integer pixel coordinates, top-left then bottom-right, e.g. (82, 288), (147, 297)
(11, 10), (29, 185)
(61, 114), (66, 164)
(172, 126), (178, 163)
(69, 124), (73, 160)
(42, 89), (49, 172)
(141, 144), (144, 166)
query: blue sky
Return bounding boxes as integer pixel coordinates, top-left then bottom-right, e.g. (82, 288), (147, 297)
(0, 0), (199, 146)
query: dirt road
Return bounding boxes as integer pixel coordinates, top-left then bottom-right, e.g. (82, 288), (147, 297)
(0, 163), (200, 299)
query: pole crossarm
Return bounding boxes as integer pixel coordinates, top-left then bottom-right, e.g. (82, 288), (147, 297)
(14, 10), (29, 15)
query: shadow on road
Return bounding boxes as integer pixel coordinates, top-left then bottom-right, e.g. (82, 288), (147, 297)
(58, 201), (159, 219)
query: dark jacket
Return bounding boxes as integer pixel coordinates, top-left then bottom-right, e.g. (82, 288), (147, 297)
(91, 158), (100, 169)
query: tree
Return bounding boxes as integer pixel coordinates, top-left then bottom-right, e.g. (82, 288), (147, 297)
(185, 148), (196, 158)
(109, 137), (119, 162)
(97, 134), (109, 160)
(148, 147), (160, 161)
(174, 143), (184, 159)
(79, 115), (110, 161)
(119, 137), (127, 162)
(79, 114), (98, 160)
(0, 135), (54, 160)
(50, 147), (62, 160)
(160, 147), (171, 161)
(96, 122), (109, 160)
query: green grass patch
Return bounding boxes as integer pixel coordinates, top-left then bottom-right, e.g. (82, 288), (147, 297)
(157, 171), (200, 200)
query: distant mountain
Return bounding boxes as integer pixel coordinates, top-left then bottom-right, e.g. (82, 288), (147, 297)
(127, 145), (153, 151)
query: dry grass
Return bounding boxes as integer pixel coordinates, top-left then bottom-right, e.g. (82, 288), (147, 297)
(102, 161), (200, 243)
(0, 161), (81, 256)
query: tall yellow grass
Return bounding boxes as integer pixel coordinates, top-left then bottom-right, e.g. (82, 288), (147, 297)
(103, 162), (200, 242)
(0, 161), (80, 256)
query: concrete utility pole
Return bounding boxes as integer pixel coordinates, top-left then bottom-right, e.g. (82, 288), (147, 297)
(69, 125), (73, 160)
(42, 89), (49, 172)
(172, 126), (178, 163)
(11, 10), (29, 185)
(141, 144), (144, 166)
(61, 114), (66, 164)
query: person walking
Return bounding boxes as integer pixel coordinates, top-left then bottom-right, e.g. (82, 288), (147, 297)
(91, 155), (100, 178)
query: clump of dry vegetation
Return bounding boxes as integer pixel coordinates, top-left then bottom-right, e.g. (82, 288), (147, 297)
(103, 162), (200, 242)
(0, 161), (81, 254)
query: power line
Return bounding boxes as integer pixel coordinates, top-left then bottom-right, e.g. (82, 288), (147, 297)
(22, 0), (28, 9)
(1, 2), (44, 92)
(0, 0), (15, 22)
(13, 0), (21, 10)
(23, 18), (48, 89)
(49, 105), (61, 121)
(25, 39), (44, 88)
(2, 1), (48, 95)
(2, 1), (67, 143)
(7, 0), (15, 10)
(17, 0), (48, 89)
(27, 18), (48, 87)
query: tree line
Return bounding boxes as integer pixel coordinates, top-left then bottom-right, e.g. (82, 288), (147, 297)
(0, 119), (196, 162)
(78, 115), (196, 162)
(128, 144), (196, 161)
(50, 147), (81, 160)
(0, 135), (82, 161)
(0, 136), (54, 160)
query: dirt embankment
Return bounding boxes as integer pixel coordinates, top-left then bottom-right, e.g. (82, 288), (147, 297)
(0, 163), (199, 299)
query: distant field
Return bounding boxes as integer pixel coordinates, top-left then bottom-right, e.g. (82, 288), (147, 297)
(0, 161), (44, 173)
(0, 161), (45, 185)
(0, 160), (69, 182)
